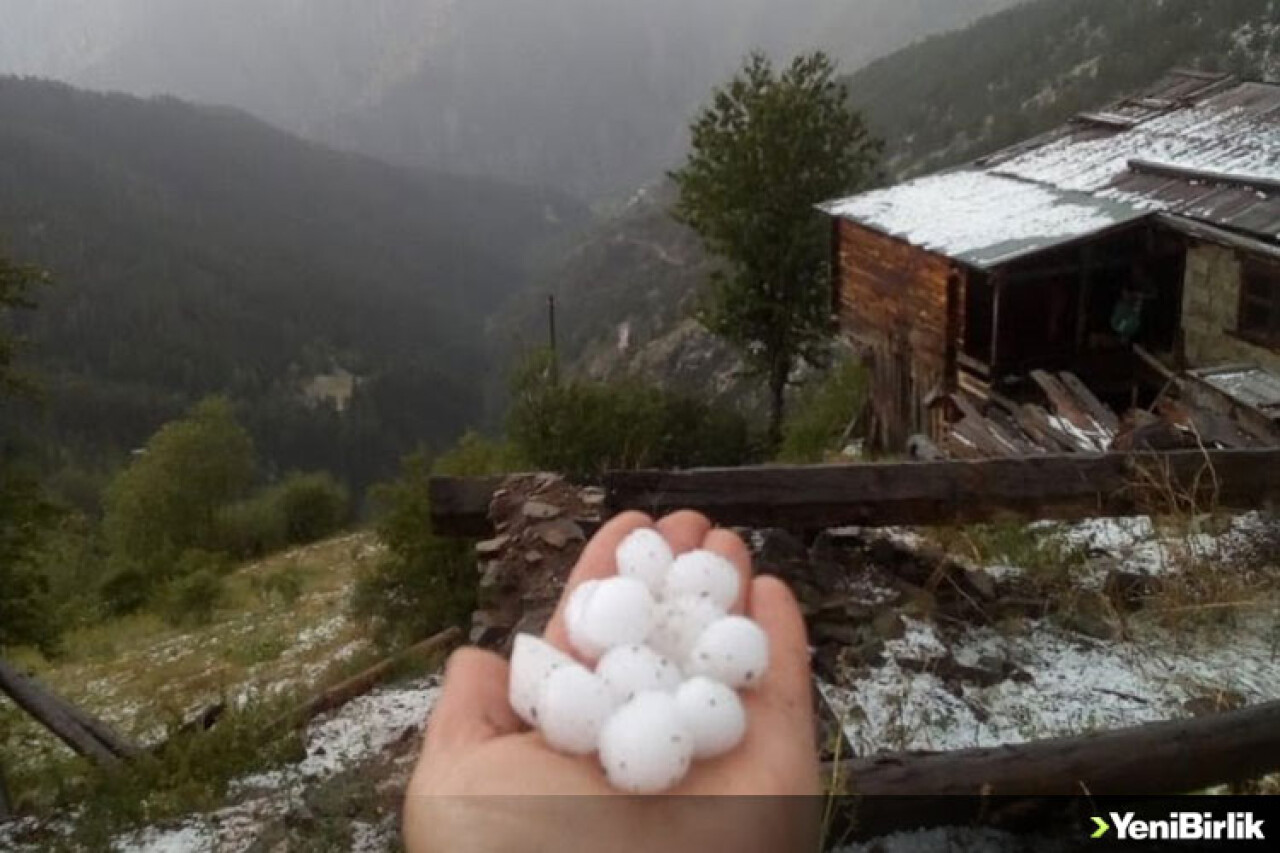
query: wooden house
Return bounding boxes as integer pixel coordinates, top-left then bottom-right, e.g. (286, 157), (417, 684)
(821, 70), (1280, 452)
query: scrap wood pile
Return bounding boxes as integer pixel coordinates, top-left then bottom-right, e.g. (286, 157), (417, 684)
(940, 368), (1276, 459)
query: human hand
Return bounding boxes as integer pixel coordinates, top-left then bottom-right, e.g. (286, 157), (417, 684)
(403, 510), (822, 853)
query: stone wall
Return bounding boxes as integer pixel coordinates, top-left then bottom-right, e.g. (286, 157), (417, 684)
(1181, 241), (1280, 373)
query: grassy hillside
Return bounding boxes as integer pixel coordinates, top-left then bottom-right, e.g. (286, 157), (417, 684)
(846, 0), (1280, 178)
(0, 77), (587, 488)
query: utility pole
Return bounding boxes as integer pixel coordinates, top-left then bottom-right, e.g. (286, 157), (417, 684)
(547, 294), (560, 385)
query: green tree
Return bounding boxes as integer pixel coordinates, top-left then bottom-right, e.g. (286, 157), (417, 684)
(0, 254), (58, 650)
(671, 51), (880, 446)
(103, 397), (255, 592)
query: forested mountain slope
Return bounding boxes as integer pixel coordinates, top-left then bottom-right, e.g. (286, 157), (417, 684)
(0, 77), (584, 487)
(847, 0), (1280, 178)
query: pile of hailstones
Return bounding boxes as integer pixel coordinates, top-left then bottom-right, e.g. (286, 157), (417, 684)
(508, 528), (769, 793)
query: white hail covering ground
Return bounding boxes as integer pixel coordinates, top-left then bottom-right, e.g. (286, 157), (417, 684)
(112, 678), (441, 853)
(819, 171), (1139, 267)
(823, 513), (1280, 756)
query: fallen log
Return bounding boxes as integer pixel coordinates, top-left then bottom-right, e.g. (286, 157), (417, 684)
(0, 659), (122, 769)
(273, 626), (463, 732)
(826, 697), (1280, 797)
(603, 449), (1280, 530)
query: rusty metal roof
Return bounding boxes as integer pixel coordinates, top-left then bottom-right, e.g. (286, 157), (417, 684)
(1191, 364), (1280, 423)
(823, 71), (1280, 269)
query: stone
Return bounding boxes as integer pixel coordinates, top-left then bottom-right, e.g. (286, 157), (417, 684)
(522, 500), (562, 521)
(896, 582), (937, 619)
(475, 535), (511, 557)
(479, 562), (516, 596)
(523, 550), (544, 565)
(533, 519), (585, 550)
(581, 488), (606, 506)
(1056, 591), (1121, 641)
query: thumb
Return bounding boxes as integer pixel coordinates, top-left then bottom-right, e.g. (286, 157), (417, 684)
(425, 647), (524, 753)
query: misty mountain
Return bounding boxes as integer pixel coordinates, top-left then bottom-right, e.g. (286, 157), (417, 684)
(510, 0), (1280, 396)
(0, 76), (585, 486)
(0, 0), (1024, 201)
(847, 0), (1280, 179)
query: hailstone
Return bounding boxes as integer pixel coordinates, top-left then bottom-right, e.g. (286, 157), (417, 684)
(598, 691), (694, 794)
(536, 663), (616, 755)
(596, 644), (682, 704)
(508, 633), (577, 727)
(615, 528), (674, 595)
(647, 595), (724, 667)
(675, 676), (747, 759)
(565, 576), (655, 661)
(686, 615), (770, 689)
(664, 549), (740, 610)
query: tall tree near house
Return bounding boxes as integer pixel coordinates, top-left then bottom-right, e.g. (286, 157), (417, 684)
(671, 51), (880, 446)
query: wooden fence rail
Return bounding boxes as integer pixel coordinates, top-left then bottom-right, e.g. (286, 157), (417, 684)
(429, 449), (1280, 536)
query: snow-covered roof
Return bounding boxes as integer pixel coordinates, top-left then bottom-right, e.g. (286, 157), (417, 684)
(820, 170), (1146, 268)
(823, 72), (1280, 269)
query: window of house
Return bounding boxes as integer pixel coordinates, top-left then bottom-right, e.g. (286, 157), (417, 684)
(1238, 258), (1280, 348)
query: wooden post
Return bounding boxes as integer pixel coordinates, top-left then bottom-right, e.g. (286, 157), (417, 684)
(1075, 244), (1094, 352)
(0, 659), (121, 769)
(989, 274), (1004, 375)
(547, 294), (559, 386)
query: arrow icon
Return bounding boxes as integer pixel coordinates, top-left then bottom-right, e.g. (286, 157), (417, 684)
(1091, 816), (1111, 839)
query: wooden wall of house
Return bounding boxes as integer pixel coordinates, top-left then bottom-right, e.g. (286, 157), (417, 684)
(834, 219), (955, 451)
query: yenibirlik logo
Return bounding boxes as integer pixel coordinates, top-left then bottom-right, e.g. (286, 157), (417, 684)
(1091, 812), (1265, 841)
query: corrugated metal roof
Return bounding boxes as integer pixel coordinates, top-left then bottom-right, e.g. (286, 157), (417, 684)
(819, 171), (1147, 268)
(1192, 364), (1280, 422)
(823, 72), (1280, 269)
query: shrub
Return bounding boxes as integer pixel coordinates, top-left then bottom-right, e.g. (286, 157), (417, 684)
(350, 452), (475, 649)
(273, 472), (349, 544)
(213, 494), (287, 559)
(431, 431), (525, 477)
(507, 351), (756, 478)
(158, 554), (230, 627)
(778, 358), (868, 463)
(99, 567), (153, 617)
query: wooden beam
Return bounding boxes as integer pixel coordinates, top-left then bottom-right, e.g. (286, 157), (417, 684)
(602, 450), (1280, 530)
(827, 697), (1280, 798)
(428, 475), (505, 537)
(0, 659), (121, 769)
(272, 626), (462, 732)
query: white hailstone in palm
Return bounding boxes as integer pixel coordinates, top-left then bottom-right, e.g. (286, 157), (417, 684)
(598, 691), (694, 794)
(664, 549), (741, 611)
(595, 644), (682, 704)
(646, 595), (725, 667)
(508, 633), (577, 727)
(675, 676), (747, 759)
(565, 576), (655, 661)
(615, 528), (674, 595)
(686, 615), (770, 689)
(535, 663), (617, 755)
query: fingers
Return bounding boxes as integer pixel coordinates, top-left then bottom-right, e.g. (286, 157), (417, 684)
(425, 647), (524, 753)
(543, 510), (653, 650)
(656, 510), (712, 555)
(700, 527), (753, 614)
(747, 576), (815, 737)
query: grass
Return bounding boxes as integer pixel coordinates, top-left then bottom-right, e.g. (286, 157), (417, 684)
(0, 531), (391, 846)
